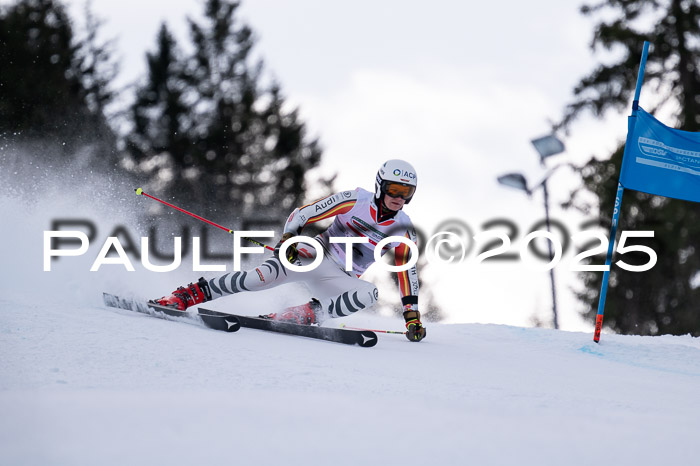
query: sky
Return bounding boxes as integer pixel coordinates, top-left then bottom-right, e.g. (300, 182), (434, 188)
(59, 0), (640, 331)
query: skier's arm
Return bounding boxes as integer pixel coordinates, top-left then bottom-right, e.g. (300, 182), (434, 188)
(395, 228), (419, 310)
(395, 226), (425, 342)
(283, 190), (358, 235)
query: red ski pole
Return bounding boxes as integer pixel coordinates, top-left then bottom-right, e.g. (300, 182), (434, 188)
(135, 188), (275, 251)
(339, 323), (406, 335)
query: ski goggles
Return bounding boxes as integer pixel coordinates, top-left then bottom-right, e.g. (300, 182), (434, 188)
(381, 181), (416, 200)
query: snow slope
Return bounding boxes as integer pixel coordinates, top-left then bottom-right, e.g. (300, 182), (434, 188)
(1, 163), (699, 465)
(2, 296), (699, 466)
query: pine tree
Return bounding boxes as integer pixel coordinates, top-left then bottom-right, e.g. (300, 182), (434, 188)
(127, 0), (322, 222)
(184, 0), (322, 218)
(561, 0), (700, 335)
(125, 23), (192, 191)
(0, 0), (118, 168)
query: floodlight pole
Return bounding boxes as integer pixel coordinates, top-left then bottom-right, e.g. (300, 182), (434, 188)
(532, 136), (566, 330)
(498, 170), (560, 329)
(498, 135), (568, 330)
(540, 165), (559, 330)
(527, 163), (561, 330)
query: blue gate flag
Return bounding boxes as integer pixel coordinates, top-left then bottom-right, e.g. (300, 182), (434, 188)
(620, 107), (700, 203)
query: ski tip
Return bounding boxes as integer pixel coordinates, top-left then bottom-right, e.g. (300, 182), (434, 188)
(358, 331), (378, 348)
(198, 312), (241, 332)
(221, 318), (241, 332)
(135, 187), (143, 195)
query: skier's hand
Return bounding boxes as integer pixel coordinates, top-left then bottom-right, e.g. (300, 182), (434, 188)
(275, 232), (298, 263)
(403, 308), (426, 342)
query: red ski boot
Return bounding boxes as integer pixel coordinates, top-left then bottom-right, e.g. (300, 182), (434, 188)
(152, 277), (212, 310)
(261, 298), (322, 325)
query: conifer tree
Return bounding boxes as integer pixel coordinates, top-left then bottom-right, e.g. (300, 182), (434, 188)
(0, 0), (118, 168)
(127, 0), (322, 221)
(125, 23), (193, 193)
(562, 0), (700, 335)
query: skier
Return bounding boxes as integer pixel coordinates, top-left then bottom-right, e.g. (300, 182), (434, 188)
(153, 159), (425, 342)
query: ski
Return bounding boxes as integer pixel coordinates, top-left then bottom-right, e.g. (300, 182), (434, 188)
(102, 293), (374, 346)
(103, 292), (186, 318)
(102, 292), (240, 331)
(198, 307), (378, 347)
(197, 311), (241, 333)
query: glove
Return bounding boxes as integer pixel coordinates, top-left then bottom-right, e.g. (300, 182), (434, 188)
(403, 309), (426, 342)
(274, 232), (298, 263)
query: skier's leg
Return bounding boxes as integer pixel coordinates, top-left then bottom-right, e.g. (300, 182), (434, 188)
(153, 256), (304, 310)
(302, 260), (379, 320)
(157, 248), (379, 319)
(317, 279), (379, 319)
(207, 257), (294, 298)
(258, 256), (378, 323)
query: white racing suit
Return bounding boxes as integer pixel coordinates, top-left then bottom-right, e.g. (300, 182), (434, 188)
(206, 188), (420, 320)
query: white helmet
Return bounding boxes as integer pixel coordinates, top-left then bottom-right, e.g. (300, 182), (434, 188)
(374, 159), (418, 205)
